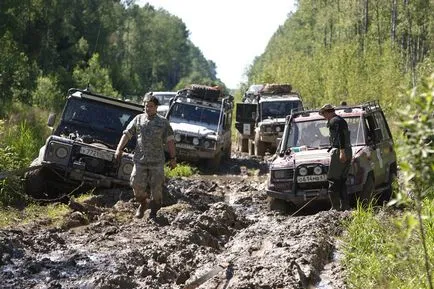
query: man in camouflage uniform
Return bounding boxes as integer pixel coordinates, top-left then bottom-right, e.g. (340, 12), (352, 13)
(319, 104), (352, 211)
(115, 93), (176, 219)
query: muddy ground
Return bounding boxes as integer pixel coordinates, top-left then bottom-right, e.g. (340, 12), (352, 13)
(0, 153), (350, 289)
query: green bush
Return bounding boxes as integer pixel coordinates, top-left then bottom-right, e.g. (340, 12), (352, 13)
(343, 202), (434, 288)
(164, 162), (197, 178)
(343, 73), (434, 288)
(0, 107), (50, 207)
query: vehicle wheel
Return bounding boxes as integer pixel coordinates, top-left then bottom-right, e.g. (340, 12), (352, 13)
(248, 139), (255, 156)
(358, 174), (375, 207)
(380, 170), (397, 204)
(223, 143), (232, 161)
(207, 152), (222, 168)
(268, 197), (292, 214)
(237, 133), (248, 153)
(240, 138), (248, 152)
(255, 138), (266, 156)
(24, 167), (47, 199)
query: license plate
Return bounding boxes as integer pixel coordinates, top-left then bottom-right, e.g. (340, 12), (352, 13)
(297, 174), (327, 183)
(80, 147), (113, 161)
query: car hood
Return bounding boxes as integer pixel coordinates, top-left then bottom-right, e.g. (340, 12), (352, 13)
(270, 146), (363, 169)
(259, 117), (286, 125)
(171, 122), (217, 139)
(157, 105), (169, 113)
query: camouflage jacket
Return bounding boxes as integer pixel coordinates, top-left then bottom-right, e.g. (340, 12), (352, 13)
(124, 113), (174, 165)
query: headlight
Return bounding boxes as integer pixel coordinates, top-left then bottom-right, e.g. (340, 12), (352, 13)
(192, 137), (199, 145)
(55, 147), (68, 159)
(313, 166), (323, 175)
(122, 163), (133, 175)
(175, 134), (181, 142)
(276, 126), (281, 132)
(266, 127), (272, 133)
(298, 167), (308, 176)
(203, 140), (210, 148)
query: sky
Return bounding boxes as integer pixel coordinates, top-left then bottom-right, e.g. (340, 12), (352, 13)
(137, 0), (296, 89)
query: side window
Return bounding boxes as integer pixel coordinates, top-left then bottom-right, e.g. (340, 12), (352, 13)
(364, 114), (379, 143)
(374, 111), (391, 141)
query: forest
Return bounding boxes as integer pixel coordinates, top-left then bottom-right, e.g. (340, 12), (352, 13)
(0, 0), (221, 116)
(247, 0), (433, 119)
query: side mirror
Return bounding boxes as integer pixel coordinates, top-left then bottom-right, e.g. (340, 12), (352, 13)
(47, 113), (57, 127)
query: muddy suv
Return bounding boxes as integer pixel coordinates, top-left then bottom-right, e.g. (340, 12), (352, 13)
(266, 101), (397, 208)
(166, 85), (234, 167)
(235, 84), (303, 156)
(24, 88), (143, 198)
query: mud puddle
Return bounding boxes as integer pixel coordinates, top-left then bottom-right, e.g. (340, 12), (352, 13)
(0, 156), (349, 288)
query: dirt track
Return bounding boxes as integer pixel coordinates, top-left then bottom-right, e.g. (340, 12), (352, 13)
(0, 154), (349, 289)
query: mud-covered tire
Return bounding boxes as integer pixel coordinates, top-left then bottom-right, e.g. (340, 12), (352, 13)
(358, 174), (375, 206)
(24, 167), (47, 199)
(207, 152), (222, 168)
(248, 139), (255, 156)
(223, 143), (232, 161)
(380, 170), (397, 204)
(237, 133), (248, 153)
(255, 138), (266, 156)
(268, 197), (292, 213)
(240, 138), (248, 152)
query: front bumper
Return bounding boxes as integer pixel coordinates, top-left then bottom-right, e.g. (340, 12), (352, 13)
(175, 144), (218, 161)
(266, 187), (329, 206)
(266, 182), (363, 205)
(259, 133), (282, 144)
(42, 161), (130, 188)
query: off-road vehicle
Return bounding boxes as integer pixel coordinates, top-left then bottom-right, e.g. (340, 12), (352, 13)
(235, 83), (303, 156)
(24, 88), (143, 198)
(165, 84), (234, 167)
(152, 91), (177, 117)
(266, 101), (397, 209)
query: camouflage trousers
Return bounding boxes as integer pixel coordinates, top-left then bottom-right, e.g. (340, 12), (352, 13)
(130, 163), (164, 205)
(327, 148), (352, 210)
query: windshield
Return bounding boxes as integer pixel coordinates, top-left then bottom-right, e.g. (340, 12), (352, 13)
(57, 98), (140, 149)
(285, 117), (365, 149)
(168, 103), (221, 129)
(261, 100), (301, 119)
(154, 94), (174, 106)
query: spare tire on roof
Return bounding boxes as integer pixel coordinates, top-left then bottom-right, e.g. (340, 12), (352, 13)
(186, 84), (222, 102)
(261, 83), (292, 94)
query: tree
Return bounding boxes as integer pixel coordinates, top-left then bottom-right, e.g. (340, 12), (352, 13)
(72, 53), (119, 98)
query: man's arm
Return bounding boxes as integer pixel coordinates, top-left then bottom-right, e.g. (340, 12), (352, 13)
(167, 138), (176, 169)
(115, 134), (130, 162)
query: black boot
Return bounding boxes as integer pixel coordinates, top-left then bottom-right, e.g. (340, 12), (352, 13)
(148, 200), (161, 220)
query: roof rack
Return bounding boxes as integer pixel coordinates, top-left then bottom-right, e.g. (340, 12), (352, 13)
(361, 100), (381, 112)
(67, 87), (143, 110)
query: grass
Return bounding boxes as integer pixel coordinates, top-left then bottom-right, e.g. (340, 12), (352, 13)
(165, 162), (197, 178)
(342, 201), (434, 288)
(0, 202), (70, 229)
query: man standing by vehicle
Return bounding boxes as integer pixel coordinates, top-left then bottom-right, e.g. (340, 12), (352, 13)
(115, 93), (176, 219)
(319, 104), (352, 211)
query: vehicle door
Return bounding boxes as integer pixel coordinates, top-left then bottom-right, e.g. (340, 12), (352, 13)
(364, 113), (386, 186)
(373, 111), (395, 183)
(235, 103), (256, 138)
(221, 111), (233, 150)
